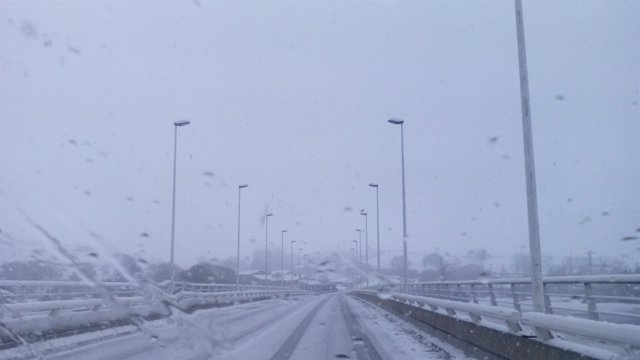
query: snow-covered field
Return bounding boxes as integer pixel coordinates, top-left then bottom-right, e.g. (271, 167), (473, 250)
(1, 294), (474, 360)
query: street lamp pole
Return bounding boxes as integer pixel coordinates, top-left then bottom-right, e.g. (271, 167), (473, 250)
(350, 247), (355, 289)
(297, 248), (302, 280)
(303, 254), (307, 278)
(281, 229), (287, 286)
(388, 118), (408, 287)
(236, 184), (248, 288)
(355, 229), (362, 264)
(360, 210), (369, 268)
(352, 239), (358, 264)
(265, 213), (273, 282)
(514, 0), (544, 312)
(170, 120), (190, 287)
(369, 184), (381, 276)
(290, 240), (296, 283)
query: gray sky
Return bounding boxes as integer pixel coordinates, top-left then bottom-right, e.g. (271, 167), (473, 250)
(1, 0), (639, 269)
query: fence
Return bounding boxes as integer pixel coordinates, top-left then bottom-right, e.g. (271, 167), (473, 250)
(397, 274), (640, 325)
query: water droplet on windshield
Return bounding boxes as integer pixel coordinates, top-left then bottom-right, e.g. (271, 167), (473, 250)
(377, 286), (393, 300)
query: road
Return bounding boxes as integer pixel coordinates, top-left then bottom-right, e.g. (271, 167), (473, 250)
(8, 293), (473, 360)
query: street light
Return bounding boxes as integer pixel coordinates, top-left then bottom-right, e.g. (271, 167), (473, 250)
(514, 0), (544, 312)
(360, 210), (369, 268)
(236, 184), (248, 288)
(352, 239), (358, 264)
(265, 213), (273, 282)
(355, 229), (363, 264)
(369, 183), (381, 276)
(290, 240), (296, 282)
(388, 117), (408, 287)
(303, 254), (308, 278)
(297, 248), (302, 280)
(170, 119), (190, 286)
(350, 247), (356, 289)
(281, 229), (287, 286)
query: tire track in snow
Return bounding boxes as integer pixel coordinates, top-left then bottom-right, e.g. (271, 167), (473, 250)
(339, 295), (384, 360)
(269, 295), (332, 360)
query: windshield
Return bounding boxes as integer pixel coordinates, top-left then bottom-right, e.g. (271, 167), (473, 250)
(1, 1), (639, 359)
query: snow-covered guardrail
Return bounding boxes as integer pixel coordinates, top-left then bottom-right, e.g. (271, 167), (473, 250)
(396, 274), (640, 324)
(520, 311), (640, 348)
(358, 290), (524, 333)
(0, 280), (310, 348)
(357, 289), (640, 354)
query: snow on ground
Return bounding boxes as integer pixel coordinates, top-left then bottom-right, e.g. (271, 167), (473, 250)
(1, 295), (318, 360)
(346, 296), (475, 360)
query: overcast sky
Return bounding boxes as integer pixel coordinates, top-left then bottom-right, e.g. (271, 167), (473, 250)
(1, 0), (639, 269)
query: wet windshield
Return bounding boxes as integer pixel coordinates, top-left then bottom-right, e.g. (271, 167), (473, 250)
(1, 1), (639, 359)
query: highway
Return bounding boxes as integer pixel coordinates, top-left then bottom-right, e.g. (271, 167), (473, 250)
(9, 293), (470, 360)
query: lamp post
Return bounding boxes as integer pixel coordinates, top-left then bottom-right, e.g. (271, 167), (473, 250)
(388, 118), (408, 287)
(265, 213), (273, 282)
(352, 239), (359, 264)
(369, 183), (381, 276)
(290, 240), (296, 282)
(297, 248), (302, 280)
(281, 229), (287, 286)
(236, 184), (248, 288)
(350, 247), (356, 288)
(514, 0), (544, 312)
(303, 254), (308, 278)
(360, 210), (369, 268)
(355, 229), (363, 264)
(170, 120), (190, 287)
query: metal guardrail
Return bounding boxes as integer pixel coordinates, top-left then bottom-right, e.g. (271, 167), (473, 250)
(0, 280), (306, 315)
(358, 289), (640, 352)
(0, 280), (310, 348)
(396, 274), (640, 324)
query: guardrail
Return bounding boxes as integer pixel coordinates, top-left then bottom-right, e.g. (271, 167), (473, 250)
(0, 280), (310, 349)
(355, 289), (640, 358)
(396, 274), (640, 325)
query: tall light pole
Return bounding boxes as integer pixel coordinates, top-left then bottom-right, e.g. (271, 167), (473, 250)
(352, 239), (359, 264)
(388, 118), (408, 287)
(170, 120), (190, 287)
(265, 213), (273, 282)
(236, 184), (248, 288)
(350, 247), (356, 288)
(303, 254), (308, 278)
(369, 183), (381, 276)
(290, 240), (296, 282)
(281, 229), (287, 286)
(355, 229), (363, 264)
(360, 210), (369, 268)
(297, 248), (302, 280)
(514, 0), (544, 312)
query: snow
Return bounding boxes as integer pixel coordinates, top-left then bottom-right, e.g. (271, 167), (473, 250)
(521, 312), (640, 348)
(3, 286), (638, 360)
(1, 293), (481, 359)
(346, 296), (474, 360)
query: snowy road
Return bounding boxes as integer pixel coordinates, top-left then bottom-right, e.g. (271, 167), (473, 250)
(5, 293), (474, 360)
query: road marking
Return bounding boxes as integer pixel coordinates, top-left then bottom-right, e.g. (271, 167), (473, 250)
(269, 295), (332, 360)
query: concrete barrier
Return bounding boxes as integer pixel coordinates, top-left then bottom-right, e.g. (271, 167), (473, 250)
(353, 291), (601, 360)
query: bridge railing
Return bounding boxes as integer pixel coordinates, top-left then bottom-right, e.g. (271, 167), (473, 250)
(0, 279), (310, 347)
(358, 290), (640, 352)
(396, 274), (640, 325)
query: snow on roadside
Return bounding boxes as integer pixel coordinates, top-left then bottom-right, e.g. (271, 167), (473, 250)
(346, 296), (476, 360)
